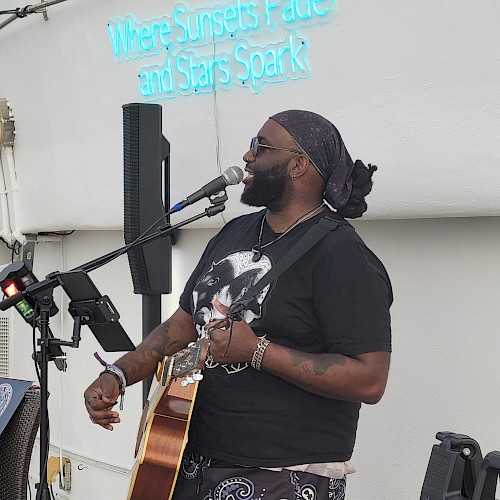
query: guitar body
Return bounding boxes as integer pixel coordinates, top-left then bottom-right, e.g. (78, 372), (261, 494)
(128, 340), (207, 500)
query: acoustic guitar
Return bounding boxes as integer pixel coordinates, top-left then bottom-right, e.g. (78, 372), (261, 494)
(127, 339), (207, 500)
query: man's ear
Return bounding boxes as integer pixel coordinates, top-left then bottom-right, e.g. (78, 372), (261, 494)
(289, 154), (311, 180)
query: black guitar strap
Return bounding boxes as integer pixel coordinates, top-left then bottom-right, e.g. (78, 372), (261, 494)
(228, 214), (351, 320)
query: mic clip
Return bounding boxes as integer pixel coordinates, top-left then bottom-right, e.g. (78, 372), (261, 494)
(209, 190), (228, 205)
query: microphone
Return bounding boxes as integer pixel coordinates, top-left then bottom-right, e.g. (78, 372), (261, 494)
(170, 166), (244, 213)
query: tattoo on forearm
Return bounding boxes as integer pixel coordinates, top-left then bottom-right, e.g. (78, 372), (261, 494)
(290, 351), (345, 376)
(119, 318), (185, 384)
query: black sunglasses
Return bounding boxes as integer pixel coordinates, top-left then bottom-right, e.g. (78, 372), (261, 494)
(250, 137), (303, 157)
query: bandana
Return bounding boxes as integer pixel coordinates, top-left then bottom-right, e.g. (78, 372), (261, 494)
(270, 110), (354, 209)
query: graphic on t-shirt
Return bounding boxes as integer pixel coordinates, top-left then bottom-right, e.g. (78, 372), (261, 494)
(192, 250), (272, 374)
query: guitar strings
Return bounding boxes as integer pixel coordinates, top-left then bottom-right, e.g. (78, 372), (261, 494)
(206, 317), (234, 357)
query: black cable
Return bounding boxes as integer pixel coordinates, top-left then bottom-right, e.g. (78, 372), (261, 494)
(32, 304), (41, 383)
(12, 240), (21, 257)
(0, 6), (31, 17)
(38, 230), (75, 236)
(15, 6), (30, 17)
(0, 237), (17, 251)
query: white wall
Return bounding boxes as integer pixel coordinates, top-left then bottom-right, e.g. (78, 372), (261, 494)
(348, 217), (500, 498)
(5, 216), (498, 499)
(0, 0), (500, 232)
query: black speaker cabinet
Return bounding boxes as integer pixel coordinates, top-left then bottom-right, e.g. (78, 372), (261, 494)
(123, 103), (172, 295)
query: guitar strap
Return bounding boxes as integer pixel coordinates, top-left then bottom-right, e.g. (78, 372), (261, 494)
(228, 214), (352, 320)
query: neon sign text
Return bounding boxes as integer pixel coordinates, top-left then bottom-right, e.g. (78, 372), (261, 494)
(108, 0), (334, 98)
(138, 31), (308, 98)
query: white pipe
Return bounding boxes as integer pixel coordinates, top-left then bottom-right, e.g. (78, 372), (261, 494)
(58, 236), (68, 490)
(3, 145), (25, 245)
(0, 147), (15, 245)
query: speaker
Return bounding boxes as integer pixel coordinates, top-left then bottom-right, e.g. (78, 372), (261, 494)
(123, 103), (172, 295)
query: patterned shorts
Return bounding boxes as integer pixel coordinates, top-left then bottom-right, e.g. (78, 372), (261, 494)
(172, 454), (347, 500)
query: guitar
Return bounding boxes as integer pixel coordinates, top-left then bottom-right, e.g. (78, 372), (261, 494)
(127, 339), (207, 500)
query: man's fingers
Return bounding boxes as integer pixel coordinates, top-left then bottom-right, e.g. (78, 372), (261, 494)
(212, 298), (229, 315)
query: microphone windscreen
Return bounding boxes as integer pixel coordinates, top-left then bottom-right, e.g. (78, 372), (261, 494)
(223, 166), (244, 185)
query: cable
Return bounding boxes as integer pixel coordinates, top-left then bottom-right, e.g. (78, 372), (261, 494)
(0, 0), (71, 31)
(9, 240), (21, 262)
(38, 230), (74, 236)
(0, 237), (19, 251)
(211, 32), (227, 226)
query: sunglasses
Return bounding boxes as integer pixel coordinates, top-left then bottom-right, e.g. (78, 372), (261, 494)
(250, 137), (303, 157)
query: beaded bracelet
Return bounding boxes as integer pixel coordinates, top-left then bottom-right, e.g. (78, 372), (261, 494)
(94, 352), (127, 410)
(251, 338), (270, 371)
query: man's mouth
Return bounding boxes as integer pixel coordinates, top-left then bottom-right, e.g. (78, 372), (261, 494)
(243, 168), (254, 184)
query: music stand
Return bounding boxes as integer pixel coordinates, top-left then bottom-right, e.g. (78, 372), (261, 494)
(55, 270), (135, 352)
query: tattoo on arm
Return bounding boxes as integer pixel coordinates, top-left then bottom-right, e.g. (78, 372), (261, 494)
(290, 351), (345, 376)
(117, 317), (191, 385)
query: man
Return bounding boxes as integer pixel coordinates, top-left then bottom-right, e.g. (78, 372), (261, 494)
(84, 110), (392, 499)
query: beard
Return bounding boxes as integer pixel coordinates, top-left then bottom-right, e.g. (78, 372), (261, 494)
(241, 160), (291, 210)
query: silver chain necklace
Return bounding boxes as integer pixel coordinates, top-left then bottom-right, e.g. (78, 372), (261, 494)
(251, 203), (325, 262)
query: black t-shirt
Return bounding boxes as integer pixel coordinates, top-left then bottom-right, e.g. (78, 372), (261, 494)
(179, 209), (392, 467)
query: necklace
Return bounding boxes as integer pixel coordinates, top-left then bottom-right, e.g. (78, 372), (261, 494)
(251, 203), (325, 262)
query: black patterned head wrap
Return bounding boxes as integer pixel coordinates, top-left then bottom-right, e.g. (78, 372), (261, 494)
(270, 110), (354, 209)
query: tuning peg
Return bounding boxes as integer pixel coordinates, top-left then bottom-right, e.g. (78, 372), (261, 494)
(180, 378), (189, 387)
(192, 372), (203, 381)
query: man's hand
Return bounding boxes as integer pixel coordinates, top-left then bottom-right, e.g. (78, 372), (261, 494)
(206, 299), (260, 364)
(84, 373), (121, 431)
(207, 301), (390, 404)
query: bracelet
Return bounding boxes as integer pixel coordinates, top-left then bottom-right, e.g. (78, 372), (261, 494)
(94, 352), (127, 410)
(251, 338), (270, 371)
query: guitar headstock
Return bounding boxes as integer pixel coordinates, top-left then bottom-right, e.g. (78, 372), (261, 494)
(160, 338), (207, 386)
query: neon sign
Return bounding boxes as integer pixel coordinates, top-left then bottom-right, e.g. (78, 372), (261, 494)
(108, 0), (334, 99)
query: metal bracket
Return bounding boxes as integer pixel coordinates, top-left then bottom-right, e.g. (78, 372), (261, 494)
(22, 234), (38, 271)
(0, 98), (15, 147)
(41, 0), (48, 21)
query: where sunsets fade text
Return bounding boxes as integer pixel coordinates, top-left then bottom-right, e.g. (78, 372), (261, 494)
(107, 0), (335, 99)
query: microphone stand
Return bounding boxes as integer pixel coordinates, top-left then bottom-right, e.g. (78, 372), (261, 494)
(0, 200), (226, 500)
(73, 201), (226, 274)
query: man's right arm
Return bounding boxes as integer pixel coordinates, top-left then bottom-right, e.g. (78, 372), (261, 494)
(84, 307), (197, 430)
(115, 307), (198, 385)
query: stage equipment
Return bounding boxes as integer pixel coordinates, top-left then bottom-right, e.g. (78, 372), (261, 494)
(421, 431), (500, 500)
(0, 262), (134, 500)
(0, 181), (230, 499)
(123, 102), (172, 296)
(123, 102), (172, 404)
(169, 166), (243, 213)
